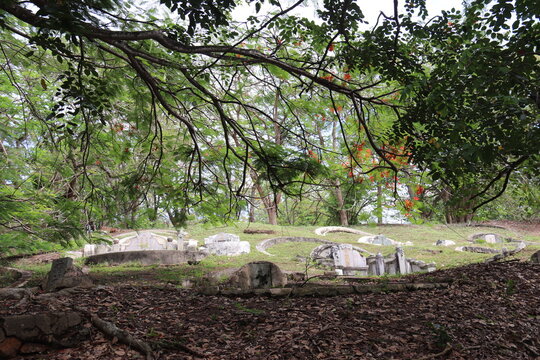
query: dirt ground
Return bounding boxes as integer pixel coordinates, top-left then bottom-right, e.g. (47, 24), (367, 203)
(3, 260), (539, 360)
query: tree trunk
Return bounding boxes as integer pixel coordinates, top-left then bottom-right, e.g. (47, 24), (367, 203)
(248, 186), (256, 223)
(376, 183), (383, 225)
(440, 187), (475, 224)
(333, 180), (348, 226)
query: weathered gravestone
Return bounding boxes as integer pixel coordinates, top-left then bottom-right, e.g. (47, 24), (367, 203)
(358, 235), (397, 246)
(435, 239), (456, 246)
(229, 261), (287, 290)
(203, 233), (250, 256)
(42, 258), (93, 292)
(331, 244), (368, 276)
(470, 233), (503, 244)
(124, 232), (167, 251)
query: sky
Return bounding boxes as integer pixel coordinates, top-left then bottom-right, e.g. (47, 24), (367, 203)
(231, 0), (464, 27)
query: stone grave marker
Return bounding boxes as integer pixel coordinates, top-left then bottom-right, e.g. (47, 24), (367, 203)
(124, 232), (167, 251)
(42, 258), (93, 292)
(331, 244), (367, 275)
(230, 261), (287, 290)
(435, 239), (456, 246)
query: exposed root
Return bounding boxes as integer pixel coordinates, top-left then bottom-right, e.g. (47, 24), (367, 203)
(416, 344), (452, 359)
(75, 307), (154, 360)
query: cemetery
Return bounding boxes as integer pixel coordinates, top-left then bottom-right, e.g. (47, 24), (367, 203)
(0, 0), (539, 358)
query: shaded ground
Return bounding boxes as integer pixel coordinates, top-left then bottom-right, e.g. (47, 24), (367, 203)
(3, 260), (539, 359)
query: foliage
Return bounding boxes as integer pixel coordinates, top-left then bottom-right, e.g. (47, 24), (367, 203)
(0, 0), (538, 250)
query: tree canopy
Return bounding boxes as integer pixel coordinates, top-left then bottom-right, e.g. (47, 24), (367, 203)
(0, 0), (538, 244)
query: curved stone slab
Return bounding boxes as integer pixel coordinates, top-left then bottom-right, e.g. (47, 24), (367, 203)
(314, 226), (373, 236)
(84, 250), (207, 266)
(256, 237), (336, 256)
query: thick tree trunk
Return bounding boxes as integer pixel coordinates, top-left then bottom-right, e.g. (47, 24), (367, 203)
(333, 180), (348, 226)
(440, 187), (475, 224)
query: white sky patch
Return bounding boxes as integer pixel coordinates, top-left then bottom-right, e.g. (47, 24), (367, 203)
(232, 0), (464, 27)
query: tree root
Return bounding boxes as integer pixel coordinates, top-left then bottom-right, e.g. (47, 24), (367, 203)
(416, 345), (452, 359)
(74, 307), (154, 360)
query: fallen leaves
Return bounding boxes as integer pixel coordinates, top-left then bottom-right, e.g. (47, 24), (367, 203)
(3, 261), (539, 359)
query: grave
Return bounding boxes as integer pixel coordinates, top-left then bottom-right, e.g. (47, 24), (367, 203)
(83, 230), (208, 265)
(229, 261), (287, 290)
(469, 233), (504, 244)
(434, 239), (456, 246)
(312, 245), (434, 276)
(331, 244), (368, 276)
(42, 258), (93, 292)
(202, 232), (250, 256)
(358, 235), (412, 246)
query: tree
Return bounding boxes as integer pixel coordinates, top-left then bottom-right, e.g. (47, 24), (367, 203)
(0, 0), (537, 243)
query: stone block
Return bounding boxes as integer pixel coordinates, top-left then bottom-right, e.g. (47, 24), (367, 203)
(230, 261), (287, 290)
(204, 232), (240, 244)
(205, 241), (250, 256)
(42, 258), (93, 292)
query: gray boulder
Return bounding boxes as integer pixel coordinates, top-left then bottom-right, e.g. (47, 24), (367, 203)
(41, 258), (93, 292)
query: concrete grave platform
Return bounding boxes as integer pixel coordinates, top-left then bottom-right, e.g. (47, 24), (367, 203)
(84, 250), (207, 266)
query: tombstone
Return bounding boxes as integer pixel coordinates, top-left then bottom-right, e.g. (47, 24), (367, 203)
(204, 232), (240, 244)
(331, 244), (367, 276)
(470, 233), (503, 244)
(186, 239), (198, 252)
(125, 232), (167, 251)
(435, 239), (456, 246)
(42, 258), (93, 292)
(375, 253), (385, 275)
(203, 233), (250, 256)
(358, 235), (397, 246)
(177, 229), (188, 242)
(531, 250), (540, 264)
(396, 247), (408, 274)
(83, 244), (96, 257)
(230, 261), (287, 290)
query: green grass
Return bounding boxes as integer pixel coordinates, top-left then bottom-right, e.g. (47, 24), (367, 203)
(5, 222), (540, 286)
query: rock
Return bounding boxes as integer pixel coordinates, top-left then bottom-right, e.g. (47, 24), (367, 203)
(2, 312), (83, 347)
(0, 288), (32, 301)
(435, 239), (456, 246)
(531, 250), (540, 264)
(229, 261), (287, 290)
(0, 337), (22, 359)
(42, 257), (93, 292)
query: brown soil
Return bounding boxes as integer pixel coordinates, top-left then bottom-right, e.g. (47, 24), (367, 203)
(3, 260), (539, 359)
